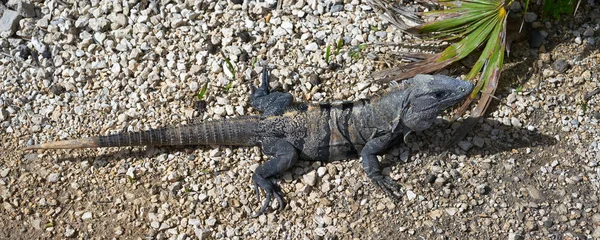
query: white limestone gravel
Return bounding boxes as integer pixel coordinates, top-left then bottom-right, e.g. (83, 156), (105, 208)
(1, 0), (600, 239)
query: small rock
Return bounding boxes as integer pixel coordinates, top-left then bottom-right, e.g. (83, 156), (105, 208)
(583, 28), (594, 37)
(593, 226), (600, 238)
(458, 141), (473, 151)
(316, 167), (327, 177)
(0, 168), (9, 177)
(552, 59), (569, 73)
(582, 70), (591, 81)
(524, 12), (537, 22)
(0, 10), (22, 37)
(13, 0), (36, 18)
(330, 4), (343, 13)
(81, 212), (92, 220)
(510, 117), (522, 127)
(525, 220), (538, 231)
(0, 108), (7, 121)
(445, 207), (459, 216)
(302, 171), (317, 186)
(47, 173), (60, 183)
(309, 74), (321, 85)
(64, 226), (77, 238)
(406, 190), (416, 200)
(476, 184), (490, 195)
(472, 136), (485, 148)
(189, 82), (199, 92)
(529, 29), (544, 48)
(508, 231), (524, 240)
(429, 209), (444, 219)
(237, 31), (251, 43)
(426, 175), (437, 184)
(305, 42), (318, 52)
(206, 217), (217, 226)
(49, 85), (66, 95)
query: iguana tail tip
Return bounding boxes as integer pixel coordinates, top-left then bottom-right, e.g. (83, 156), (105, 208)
(23, 137), (100, 150)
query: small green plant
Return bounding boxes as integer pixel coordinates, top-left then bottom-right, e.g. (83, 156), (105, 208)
(370, 26), (379, 31)
(127, 176), (135, 184)
(197, 82), (209, 101)
(515, 85), (523, 93)
(44, 221), (54, 228)
(349, 44), (366, 59)
(335, 39), (343, 55)
(252, 56), (258, 68)
(224, 58), (236, 77)
(543, 0), (576, 20)
(325, 45), (332, 64)
(225, 81), (234, 92)
(223, 58), (237, 92)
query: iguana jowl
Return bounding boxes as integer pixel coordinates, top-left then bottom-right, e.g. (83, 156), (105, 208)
(25, 70), (473, 216)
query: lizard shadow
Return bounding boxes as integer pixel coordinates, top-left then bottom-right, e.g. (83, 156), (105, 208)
(380, 117), (558, 168)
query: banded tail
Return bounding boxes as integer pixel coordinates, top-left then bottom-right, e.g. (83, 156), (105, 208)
(24, 117), (261, 150)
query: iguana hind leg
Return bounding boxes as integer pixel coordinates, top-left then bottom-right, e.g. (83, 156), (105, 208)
(250, 67), (293, 116)
(252, 138), (298, 216)
(360, 133), (403, 200)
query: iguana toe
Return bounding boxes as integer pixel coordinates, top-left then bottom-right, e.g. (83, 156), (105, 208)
(373, 176), (403, 201)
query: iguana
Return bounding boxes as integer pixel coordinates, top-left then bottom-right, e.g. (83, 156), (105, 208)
(24, 69), (473, 216)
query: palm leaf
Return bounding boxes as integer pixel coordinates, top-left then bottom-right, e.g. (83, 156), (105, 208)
(371, 0), (512, 119)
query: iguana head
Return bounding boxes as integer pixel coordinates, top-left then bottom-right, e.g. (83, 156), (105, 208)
(400, 74), (474, 131)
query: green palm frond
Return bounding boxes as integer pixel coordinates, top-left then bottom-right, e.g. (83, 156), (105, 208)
(371, 0), (515, 119)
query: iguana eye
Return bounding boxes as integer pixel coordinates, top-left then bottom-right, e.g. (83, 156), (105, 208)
(460, 87), (466, 92)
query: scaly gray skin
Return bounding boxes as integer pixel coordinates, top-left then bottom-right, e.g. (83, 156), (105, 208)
(25, 69), (474, 216)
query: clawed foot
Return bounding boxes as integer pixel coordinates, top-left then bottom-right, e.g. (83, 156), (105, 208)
(252, 175), (285, 217)
(371, 175), (403, 201)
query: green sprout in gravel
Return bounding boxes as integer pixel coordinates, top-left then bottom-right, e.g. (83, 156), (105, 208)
(516, 84), (523, 93)
(197, 82), (209, 101)
(325, 45), (332, 64)
(223, 58), (236, 92)
(349, 44), (366, 60)
(336, 38), (343, 55)
(127, 175), (135, 184)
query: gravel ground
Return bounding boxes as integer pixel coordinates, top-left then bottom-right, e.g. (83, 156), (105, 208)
(1, 0), (600, 239)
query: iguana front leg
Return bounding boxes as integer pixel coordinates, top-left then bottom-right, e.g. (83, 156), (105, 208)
(252, 138), (298, 216)
(360, 132), (403, 200)
(250, 67), (293, 116)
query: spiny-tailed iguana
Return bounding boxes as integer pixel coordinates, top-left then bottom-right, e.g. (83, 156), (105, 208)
(25, 69), (473, 216)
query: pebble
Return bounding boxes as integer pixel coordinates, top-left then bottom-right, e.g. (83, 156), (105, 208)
(0, 10), (21, 37)
(406, 190), (416, 200)
(206, 217), (217, 226)
(0, 108), (8, 121)
(510, 117), (522, 128)
(302, 171), (317, 186)
(552, 59), (569, 73)
(64, 226), (76, 238)
(305, 42), (319, 52)
(47, 173), (60, 183)
(458, 141), (473, 151)
(81, 212), (92, 220)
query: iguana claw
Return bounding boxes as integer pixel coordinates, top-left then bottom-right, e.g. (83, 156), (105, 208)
(372, 176), (403, 201)
(251, 176), (286, 217)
